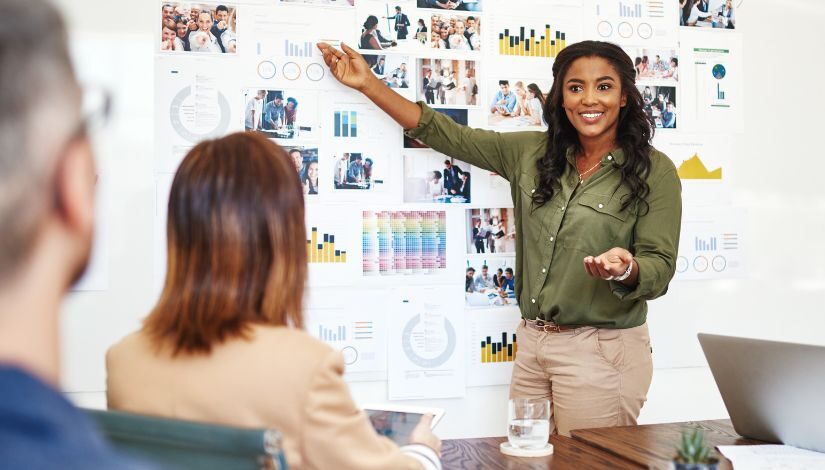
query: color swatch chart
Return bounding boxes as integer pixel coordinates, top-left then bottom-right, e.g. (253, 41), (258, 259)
(480, 332), (517, 363)
(334, 110), (358, 137)
(362, 211), (447, 276)
(308, 227), (348, 263)
(498, 24), (567, 58)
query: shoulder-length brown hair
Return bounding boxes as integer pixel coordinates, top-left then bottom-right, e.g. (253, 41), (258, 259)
(144, 132), (306, 355)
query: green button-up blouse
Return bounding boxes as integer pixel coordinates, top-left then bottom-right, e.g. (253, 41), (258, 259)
(406, 103), (682, 328)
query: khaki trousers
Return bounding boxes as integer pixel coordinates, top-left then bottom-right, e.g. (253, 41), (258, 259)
(509, 320), (653, 437)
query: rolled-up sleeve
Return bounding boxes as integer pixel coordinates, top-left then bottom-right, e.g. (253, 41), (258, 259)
(405, 102), (539, 182)
(610, 167), (682, 301)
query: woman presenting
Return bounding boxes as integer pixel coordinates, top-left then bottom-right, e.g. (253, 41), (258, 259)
(317, 40), (681, 436)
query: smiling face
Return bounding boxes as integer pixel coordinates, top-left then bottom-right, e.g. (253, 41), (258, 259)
(162, 26), (176, 42)
(561, 56), (627, 142)
(307, 162), (318, 180)
(176, 21), (188, 37)
(198, 12), (211, 32)
(162, 5), (174, 20)
(216, 9), (229, 23)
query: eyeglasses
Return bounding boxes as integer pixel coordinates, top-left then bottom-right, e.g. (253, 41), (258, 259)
(72, 85), (112, 140)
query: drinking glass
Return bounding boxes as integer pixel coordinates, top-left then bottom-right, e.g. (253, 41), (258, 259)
(507, 398), (550, 449)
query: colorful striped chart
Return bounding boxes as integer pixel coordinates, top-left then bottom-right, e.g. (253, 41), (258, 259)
(362, 211), (447, 276)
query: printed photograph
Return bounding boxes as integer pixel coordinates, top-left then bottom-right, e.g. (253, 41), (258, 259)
(160, 3), (237, 53)
(679, 0), (735, 29)
(404, 108), (467, 148)
(465, 208), (516, 255)
(285, 146), (320, 196)
(638, 85), (677, 129)
(465, 257), (518, 308)
(332, 152), (383, 190)
(281, 0), (355, 5)
(487, 79), (550, 129)
(242, 89), (319, 140)
(429, 13), (481, 51)
(418, 58), (478, 106)
(357, 2), (419, 50)
(364, 54), (412, 93)
(404, 154), (471, 203)
(417, 0), (482, 11)
(627, 48), (679, 82)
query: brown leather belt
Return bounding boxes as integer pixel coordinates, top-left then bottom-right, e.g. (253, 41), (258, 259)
(524, 318), (581, 333)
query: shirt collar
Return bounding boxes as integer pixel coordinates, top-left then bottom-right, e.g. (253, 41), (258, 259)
(565, 146), (627, 166)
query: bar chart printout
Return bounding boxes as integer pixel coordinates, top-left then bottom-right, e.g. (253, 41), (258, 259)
(319, 324), (346, 342)
(480, 332), (517, 363)
(307, 227), (348, 264)
(498, 23), (568, 58)
(334, 110), (358, 137)
(285, 39), (312, 57)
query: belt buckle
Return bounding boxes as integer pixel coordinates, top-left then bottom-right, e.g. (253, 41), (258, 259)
(535, 319), (560, 333)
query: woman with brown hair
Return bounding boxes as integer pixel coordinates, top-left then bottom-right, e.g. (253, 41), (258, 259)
(106, 133), (441, 470)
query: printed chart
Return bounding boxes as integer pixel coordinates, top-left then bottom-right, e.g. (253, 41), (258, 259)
(589, 0), (677, 45)
(676, 207), (746, 280)
(362, 211), (448, 276)
(389, 287), (465, 399)
(466, 309), (522, 387)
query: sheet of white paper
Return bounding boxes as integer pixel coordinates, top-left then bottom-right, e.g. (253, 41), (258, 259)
(717, 445), (825, 470)
(388, 287), (465, 400)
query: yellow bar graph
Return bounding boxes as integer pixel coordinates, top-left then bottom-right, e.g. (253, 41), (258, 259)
(307, 227), (347, 264)
(480, 333), (518, 364)
(497, 24), (567, 58)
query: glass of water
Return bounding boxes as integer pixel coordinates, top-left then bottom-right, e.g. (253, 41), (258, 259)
(508, 398), (550, 449)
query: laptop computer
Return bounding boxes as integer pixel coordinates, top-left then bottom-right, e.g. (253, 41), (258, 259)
(698, 333), (825, 453)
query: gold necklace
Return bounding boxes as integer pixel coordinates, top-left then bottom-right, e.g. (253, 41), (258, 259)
(576, 158), (601, 183)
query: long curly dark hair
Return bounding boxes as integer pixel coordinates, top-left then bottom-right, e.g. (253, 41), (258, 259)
(533, 40), (655, 214)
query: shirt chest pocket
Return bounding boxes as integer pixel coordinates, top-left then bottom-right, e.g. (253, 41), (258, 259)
(568, 193), (631, 254)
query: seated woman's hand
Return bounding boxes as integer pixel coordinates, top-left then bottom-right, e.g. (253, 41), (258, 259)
(409, 414), (442, 457)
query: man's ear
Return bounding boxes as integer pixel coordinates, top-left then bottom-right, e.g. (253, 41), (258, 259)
(54, 138), (95, 240)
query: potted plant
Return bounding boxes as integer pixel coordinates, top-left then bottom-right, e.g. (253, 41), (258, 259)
(673, 429), (720, 470)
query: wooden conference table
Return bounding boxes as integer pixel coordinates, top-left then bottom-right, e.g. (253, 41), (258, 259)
(441, 419), (766, 469)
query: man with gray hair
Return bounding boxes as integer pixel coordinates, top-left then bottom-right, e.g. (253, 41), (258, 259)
(0, 1), (149, 467)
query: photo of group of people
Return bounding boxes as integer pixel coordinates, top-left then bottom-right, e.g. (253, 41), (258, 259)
(243, 89), (318, 140)
(404, 109), (467, 148)
(679, 0), (735, 29)
(465, 208), (516, 255)
(287, 147), (320, 195)
(365, 55), (411, 91)
(333, 153), (380, 190)
(630, 49), (679, 82)
(464, 258), (517, 308)
(639, 85), (677, 128)
(487, 79), (548, 129)
(429, 14), (482, 51)
(404, 155), (471, 203)
(417, 0), (482, 11)
(419, 59), (478, 106)
(160, 3), (237, 53)
(281, 0), (355, 5)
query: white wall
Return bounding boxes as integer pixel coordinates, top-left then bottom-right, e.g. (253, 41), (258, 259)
(55, 0), (825, 439)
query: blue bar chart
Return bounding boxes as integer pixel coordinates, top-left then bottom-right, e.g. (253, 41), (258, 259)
(334, 110), (358, 137)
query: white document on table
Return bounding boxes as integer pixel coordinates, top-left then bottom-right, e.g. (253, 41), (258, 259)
(717, 445), (825, 469)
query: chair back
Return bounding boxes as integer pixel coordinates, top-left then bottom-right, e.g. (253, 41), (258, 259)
(85, 409), (288, 470)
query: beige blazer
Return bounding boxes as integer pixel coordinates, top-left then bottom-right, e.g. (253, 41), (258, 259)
(107, 325), (424, 470)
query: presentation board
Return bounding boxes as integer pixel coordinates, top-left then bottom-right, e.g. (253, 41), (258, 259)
(147, 0), (746, 395)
